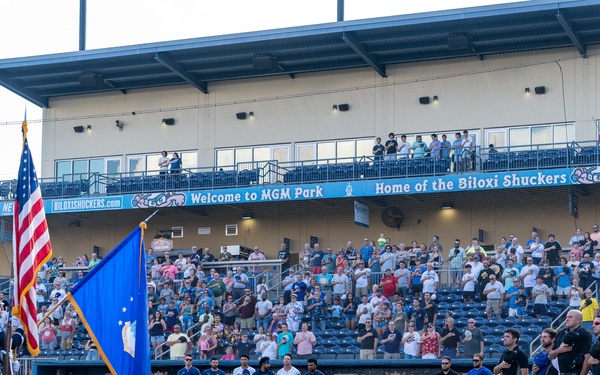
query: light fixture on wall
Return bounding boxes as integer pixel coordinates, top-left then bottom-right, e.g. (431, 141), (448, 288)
(236, 112), (247, 120)
(242, 213), (254, 220)
(115, 120), (124, 131)
(73, 126), (84, 133)
(162, 118), (175, 126)
(525, 87), (530, 93)
(87, 125), (92, 131)
(441, 202), (454, 209)
(419, 96), (430, 105)
(433, 96), (439, 101)
(535, 86), (546, 94)
(332, 105), (338, 111)
(248, 112), (254, 118)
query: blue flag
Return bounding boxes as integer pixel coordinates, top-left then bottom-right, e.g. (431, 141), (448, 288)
(68, 226), (150, 375)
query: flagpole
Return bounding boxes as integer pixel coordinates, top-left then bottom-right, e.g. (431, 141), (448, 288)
(2, 318), (11, 375)
(36, 297), (71, 327)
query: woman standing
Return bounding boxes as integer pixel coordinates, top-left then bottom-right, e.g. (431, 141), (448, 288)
(149, 311), (167, 359)
(343, 292), (358, 330)
(222, 295), (238, 333)
(420, 323), (441, 359)
(169, 152), (182, 174)
(40, 317), (58, 350)
(180, 297), (195, 333)
(259, 333), (278, 359)
(58, 308), (76, 350)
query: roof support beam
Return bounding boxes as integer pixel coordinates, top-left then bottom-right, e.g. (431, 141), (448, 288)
(154, 52), (208, 94)
(555, 13), (586, 56)
(341, 32), (386, 78)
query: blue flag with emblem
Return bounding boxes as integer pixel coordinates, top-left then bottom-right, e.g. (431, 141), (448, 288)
(67, 225), (150, 375)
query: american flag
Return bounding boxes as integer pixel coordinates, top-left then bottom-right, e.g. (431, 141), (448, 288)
(13, 119), (52, 356)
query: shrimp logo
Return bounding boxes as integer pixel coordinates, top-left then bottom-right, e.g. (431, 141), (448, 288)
(570, 167), (600, 184)
(122, 321), (136, 357)
(131, 192), (186, 208)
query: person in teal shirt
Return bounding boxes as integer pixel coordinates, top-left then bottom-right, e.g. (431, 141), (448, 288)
(411, 135), (427, 158)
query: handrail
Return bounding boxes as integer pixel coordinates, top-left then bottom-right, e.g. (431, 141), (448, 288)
(529, 280), (597, 357)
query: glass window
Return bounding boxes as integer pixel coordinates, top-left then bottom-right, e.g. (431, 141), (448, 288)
(356, 139), (373, 158)
(128, 157), (144, 176)
(181, 152), (197, 170)
(253, 147), (270, 162)
(272, 147), (289, 163)
(532, 126), (552, 149)
(216, 150), (234, 168)
(317, 142), (335, 163)
(146, 154), (161, 174)
(56, 161), (72, 180)
(553, 124), (575, 145)
(337, 140), (354, 161)
(297, 144), (316, 163)
(509, 128), (530, 148)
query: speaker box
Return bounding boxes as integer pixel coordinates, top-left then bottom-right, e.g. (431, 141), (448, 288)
(252, 56), (274, 70)
(535, 86), (546, 94)
(447, 36), (473, 50)
(79, 72), (101, 87)
(162, 118), (175, 125)
(419, 96), (430, 105)
(338, 104), (350, 112)
(73, 126), (84, 133)
(236, 112), (247, 120)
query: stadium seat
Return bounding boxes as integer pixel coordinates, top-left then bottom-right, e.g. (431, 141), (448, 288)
(337, 353), (355, 360)
(318, 353), (337, 360)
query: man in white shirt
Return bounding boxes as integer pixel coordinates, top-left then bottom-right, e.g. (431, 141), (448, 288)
(356, 294), (373, 331)
(232, 354), (255, 375)
(483, 274), (504, 318)
(276, 354), (301, 375)
(353, 262), (371, 298)
(519, 257), (539, 296)
(331, 267), (347, 301)
(421, 263), (439, 294)
(569, 228), (585, 246)
(398, 135), (411, 158)
(35, 276), (47, 307)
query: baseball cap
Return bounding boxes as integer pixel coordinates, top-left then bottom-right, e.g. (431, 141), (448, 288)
(242, 370), (251, 374)
(473, 255), (481, 260)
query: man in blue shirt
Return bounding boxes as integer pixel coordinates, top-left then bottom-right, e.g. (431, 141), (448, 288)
(440, 134), (451, 158)
(177, 355), (201, 375)
(291, 274), (308, 303)
(411, 258), (426, 297)
(359, 239), (374, 265)
(406, 298), (426, 331)
(202, 357), (226, 375)
(467, 354), (493, 375)
(381, 320), (402, 359)
(310, 243), (325, 275)
(505, 278), (522, 318)
(554, 257), (572, 299)
(304, 358), (325, 375)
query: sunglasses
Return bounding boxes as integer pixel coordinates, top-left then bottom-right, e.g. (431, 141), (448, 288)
(442, 363), (450, 365)
(473, 360), (480, 363)
(185, 358), (193, 361)
(593, 321), (600, 326)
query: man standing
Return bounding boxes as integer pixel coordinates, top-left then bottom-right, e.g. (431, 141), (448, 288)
(354, 261), (371, 298)
(531, 328), (557, 375)
(291, 274), (308, 304)
(448, 239), (466, 288)
(549, 310), (592, 375)
(232, 355), (255, 375)
(580, 289), (599, 331)
(543, 234), (562, 266)
(166, 325), (191, 360)
(520, 257), (539, 297)
(505, 278), (523, 317)
(281, 269), (296, 304)
(591, 225), (600, 250)
(356, 294), (374, 331)
(440, 317), (461, 358)
(202, 357), (226, 375)
(461, 130), (474, 171)
(402, 323), (421, 359)
(468, 354), (493, 375)
(293, 323), (316, 360)
(277, 354), (301, 375)
(255, 357), (275, 375)
(233, 267), (250, 303)
(380, 268), (398, 299)
(278, 243), (291, 273)
(501, 258), (520, 290)
(421, 263), (439, 295)
(207, 272), (227, 308)
(395, 261), (410, 297)
(435, 356), (460, 375)
(276, 323), (294, 359)
(483, 275), (504, 319)
(555, 257), (573, 299)
(381, 321), (402, 359)
(321, 247), (337, 274)
(373, 137), (385, 160)
(357, 319), (378, 359)
(583, 316), (600, 375)
(255, 292), (273, 331)
(423, 292), (438, 326)
(239, 288), (257, 332)
(310, 244), (325, 275)
(177, 355), (200, 375)
(304, 358), (325, 375)
(384, 132), (398, 160)
(359, 239), (373, 265)
(248, 247), (267, 274)
(461, 319), (484, 359)
(379, 245), (396, 276)
(492, 329), (528, 375)
(531, 276), (551, 318)
(407, 298), (427, 332)
(331, 267), (348, 301)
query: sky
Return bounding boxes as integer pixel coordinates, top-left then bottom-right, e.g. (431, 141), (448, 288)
(0, 0), (526, 180)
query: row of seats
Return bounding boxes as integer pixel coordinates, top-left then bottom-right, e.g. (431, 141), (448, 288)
(283, 158), (451, 183)
(482, 147), (600, 171)
(0, 180), (90, 199)
(106, 170), (259, 194)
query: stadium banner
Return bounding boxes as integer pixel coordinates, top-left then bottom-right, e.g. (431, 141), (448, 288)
(354, 201), (370, 228)
(0, 167), (597, 215)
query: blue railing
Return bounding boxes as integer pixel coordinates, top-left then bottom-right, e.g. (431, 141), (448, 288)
(0, 140), (599, 201)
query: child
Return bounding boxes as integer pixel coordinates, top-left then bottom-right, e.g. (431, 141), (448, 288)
(220, 346), (235, 360)
(236, 333), (251, 358)
(330, 297), (343, 321)
(515, 287), (529, 318)
(377, 233), (386, 249)
(198, 333), (209, 360)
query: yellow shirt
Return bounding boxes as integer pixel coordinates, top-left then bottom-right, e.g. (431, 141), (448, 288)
(580, 298), (598, 321)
